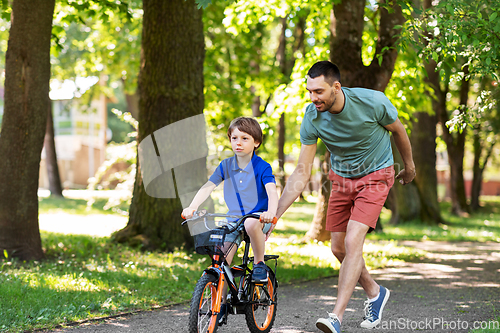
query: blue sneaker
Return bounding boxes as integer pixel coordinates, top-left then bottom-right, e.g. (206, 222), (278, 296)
(360, 285), (390, 328)
(252, 261), (268, 283)
(216, 303), (227, 326)
(316, 313), (341, 333)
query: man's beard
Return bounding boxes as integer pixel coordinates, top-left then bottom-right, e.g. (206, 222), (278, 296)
(318, 92), (337, 113)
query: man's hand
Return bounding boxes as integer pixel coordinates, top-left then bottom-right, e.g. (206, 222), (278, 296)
(395, 167), (416, 185)
(259, 211), (276, 224)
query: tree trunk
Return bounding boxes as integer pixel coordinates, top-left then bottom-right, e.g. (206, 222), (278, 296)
(425, 60), (469, 215)
(470, 139), (484, 211)
(44, 99), (64, 197)
(410, 111), (442, 224)
(113, 0), (205, 251)
(276, 16), (288, 193)
(331, 0), (403, 90)
(0, 0), (55, 261)
(304, 151), (331, 242)
(443, 73), (469, 215)
(447, 137), (468, 214)
(277, 113), (286, 193)
(125, 91), (140, 120)
(470, 128), (496, 211)
(387, 137), (421, 224)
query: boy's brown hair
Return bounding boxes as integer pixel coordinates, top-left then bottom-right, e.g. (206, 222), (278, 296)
(227, 117), (263, 150)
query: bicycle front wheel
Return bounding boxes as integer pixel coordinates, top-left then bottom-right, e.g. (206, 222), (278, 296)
(188, 274), (219, 333)
(245, 270), (277, 333)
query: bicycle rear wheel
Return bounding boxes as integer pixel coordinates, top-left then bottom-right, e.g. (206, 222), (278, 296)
(188, 274), (219, 333)
(244, 270), (277, 333)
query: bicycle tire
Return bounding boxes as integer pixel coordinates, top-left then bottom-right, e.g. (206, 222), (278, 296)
(188, 274), (219, 333)
(244, 270), (278, 333)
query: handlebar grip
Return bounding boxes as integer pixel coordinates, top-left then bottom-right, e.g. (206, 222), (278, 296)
(259, 216), (278, 224)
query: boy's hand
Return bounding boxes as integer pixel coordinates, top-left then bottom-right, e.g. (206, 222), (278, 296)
(182, 207), (196, 219)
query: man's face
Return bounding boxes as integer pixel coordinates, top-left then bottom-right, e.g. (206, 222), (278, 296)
(306, 75), (337, 113)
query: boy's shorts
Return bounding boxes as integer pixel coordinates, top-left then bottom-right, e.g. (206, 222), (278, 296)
(225, 215), (272, 247)
(326, 166), (394, 232)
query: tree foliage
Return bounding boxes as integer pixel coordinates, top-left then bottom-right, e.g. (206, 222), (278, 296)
(403, 0), (500, 80)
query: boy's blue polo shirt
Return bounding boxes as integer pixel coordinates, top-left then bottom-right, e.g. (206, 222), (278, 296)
(209, 153), (275, 216)
(300, 87), (398, 178)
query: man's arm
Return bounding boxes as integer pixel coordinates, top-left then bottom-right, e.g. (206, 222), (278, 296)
(384, 118), (416, 185)
(276, 143), (317, 219)
(262, 182), (279, 241)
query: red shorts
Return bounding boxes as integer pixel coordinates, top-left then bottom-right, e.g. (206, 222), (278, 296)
(326, 166), (395, 232)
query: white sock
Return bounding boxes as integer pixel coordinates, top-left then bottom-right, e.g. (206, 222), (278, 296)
(368, 292), (380, 303)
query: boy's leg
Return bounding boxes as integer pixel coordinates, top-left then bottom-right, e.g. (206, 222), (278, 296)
(217, 242), (238, 325)
(244, 217), (265, 264)
(224, 242), (238, 265)
(245, 217), (270, 283)
(220, 243), (238, 304)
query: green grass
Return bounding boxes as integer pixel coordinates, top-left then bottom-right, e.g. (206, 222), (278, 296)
(272, 201), (317, 238)
(38, 196), (121, 215)
(2, 195), (500, 332)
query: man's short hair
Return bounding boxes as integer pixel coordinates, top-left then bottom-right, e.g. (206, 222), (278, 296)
(227, 117), (262, 150)
(307, 61), (341, 86)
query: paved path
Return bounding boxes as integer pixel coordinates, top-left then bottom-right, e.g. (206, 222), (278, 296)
(51, 241), (500, 333)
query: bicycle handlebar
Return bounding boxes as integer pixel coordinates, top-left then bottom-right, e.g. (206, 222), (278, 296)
(181, 211), (277, 227)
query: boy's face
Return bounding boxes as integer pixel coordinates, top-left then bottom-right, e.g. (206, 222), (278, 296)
(230, 127), (259, 158)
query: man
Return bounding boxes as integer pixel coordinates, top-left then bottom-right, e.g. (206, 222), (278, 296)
(273, 61), (415, 333)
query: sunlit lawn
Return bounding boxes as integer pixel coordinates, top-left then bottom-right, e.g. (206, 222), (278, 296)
(2, 194), (499, 332)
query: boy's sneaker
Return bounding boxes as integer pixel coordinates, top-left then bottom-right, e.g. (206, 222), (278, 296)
(216, 303), (227, 326)
(316, 313), (341, 333)
(360, 285), (390, 329)
(251, 261), (268, 283)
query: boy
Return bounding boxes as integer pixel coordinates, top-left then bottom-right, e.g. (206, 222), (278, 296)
(182, 116), (278, 322)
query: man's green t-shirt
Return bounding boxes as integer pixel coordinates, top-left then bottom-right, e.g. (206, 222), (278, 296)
(300, 87), (398, 178)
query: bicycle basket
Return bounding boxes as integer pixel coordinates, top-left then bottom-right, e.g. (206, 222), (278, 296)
(193, 226), (229, 255)
(186, 216), (234, 255)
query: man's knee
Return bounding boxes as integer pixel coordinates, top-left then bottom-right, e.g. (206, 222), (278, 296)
(331, 246), (345, 262)
(330, 233), (346, 260)
(344, 232), (365, 255)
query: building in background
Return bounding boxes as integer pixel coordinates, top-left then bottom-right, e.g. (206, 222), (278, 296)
(0, 78), (108, 189)
(39, 77), (108, 188)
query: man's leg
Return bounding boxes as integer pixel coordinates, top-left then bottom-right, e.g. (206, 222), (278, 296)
(329, 220), (370, 322)
(330, 231), (380, 300)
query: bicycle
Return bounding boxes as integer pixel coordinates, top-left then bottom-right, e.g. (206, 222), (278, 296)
(182, 210), (279, 333)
